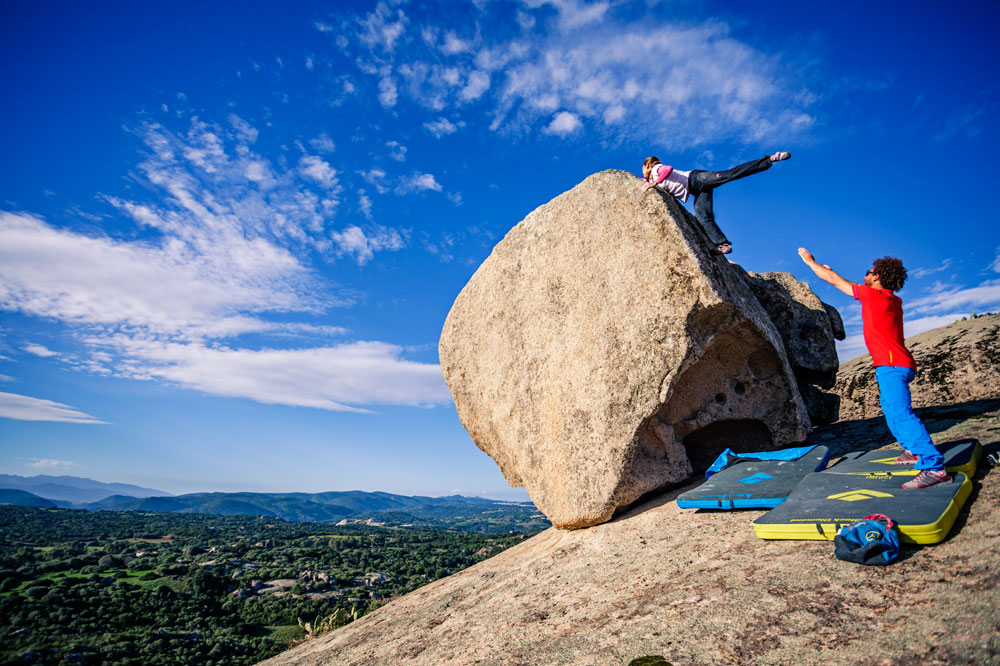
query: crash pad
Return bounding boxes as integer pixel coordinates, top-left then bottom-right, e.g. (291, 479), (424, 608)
(676, 445), (831, 510)
(753, 439), (981, 544)
(822, 438), (981, 479)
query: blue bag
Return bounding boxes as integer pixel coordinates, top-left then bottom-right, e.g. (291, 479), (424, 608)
(833, 514), (901, 566)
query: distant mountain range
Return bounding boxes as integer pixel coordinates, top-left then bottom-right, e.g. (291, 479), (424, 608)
(0, 475), (547, 532)
(0, 474), (169, 503)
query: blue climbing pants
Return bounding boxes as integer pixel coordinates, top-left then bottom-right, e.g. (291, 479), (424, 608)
(875, 366), (943, 471)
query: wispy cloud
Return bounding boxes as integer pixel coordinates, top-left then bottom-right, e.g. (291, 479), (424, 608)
(330, 225), (407, 264)
(837, 310), (984, 363)
(358, 191), (374, 220)
(24, 343), (59, 358)
(0, 392), (107, 424)
(80, 337), (450, 412)
(910, 258), (952, 279)
(0, 210), (317, 340)
(907, 281), (1000, 316)
(932, 102), (994, 143)
(335, 4), (817, 148)
(357, 2), (408, 53)
(27, 458), (77, 471)
(0, 114), (443, 412)
(386, 140), (407, 161)
(309, 133), (337, 153)
(424, 117), (463, 137)
(526, 0), (611, 31)
(836, 252), (1000, 363)
(398, 172), (443, 193)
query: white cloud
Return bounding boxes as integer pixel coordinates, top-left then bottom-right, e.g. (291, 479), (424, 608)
(907, 282), (1000, 317)
(0, 374), (16, 382)
(424, 117), (462, 137)
(379, 74), (399, 107)
(360, 168), (390, 194)
(358, 2), (407, 52)
(24, 343), (59, 358)
(358, 192), (373, 220)
(904, 313), (978, 337)
(244, 160), (275, 187)
(603, 104), (625, 124)
(82, 338), (449, 412)
(516, 11), (536, 30)
(496, 22), (807, 144)
(910, 258), (953, 279)
(461, 71), (491, 100)
(0, 211), (316, 340)
(228, 114), (259, 143)
(309, 133), (337, 153)
(992, 246), (1000, 273)
(398, 172), (443, 193)
(0, 392), (107, 424)
(386, 140), (407, 161)
(526, 0), (611, 31)
(545, 111), (582, 135)
(340, 7), (816, 148)
(0, 115), (432, 412)
(441, 31), (471, 55)
(330, 225), (406, 265)
(27, 458), (77, 470)
(298, 154), (341, 190)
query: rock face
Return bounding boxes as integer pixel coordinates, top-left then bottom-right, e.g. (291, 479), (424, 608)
(746, 271), (846, 425)
(439, 170), (817, 529)
(835, 313), (1000, 420)
(258, 402), (1000, 666)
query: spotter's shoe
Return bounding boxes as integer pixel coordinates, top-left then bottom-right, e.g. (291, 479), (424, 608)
(893, 451), (919, 465)
(901, 469), (951, 490)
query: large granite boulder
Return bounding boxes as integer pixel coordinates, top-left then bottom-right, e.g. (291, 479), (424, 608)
(439, 170), (813, 529)
(746, 271), (845, 424)
(835, 313), (1000, 420)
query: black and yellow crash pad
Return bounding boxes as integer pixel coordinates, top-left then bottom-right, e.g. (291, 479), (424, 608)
(753, 439), (981, 545)
(821, 438), (981, 478)
(676, 445), (830, 509)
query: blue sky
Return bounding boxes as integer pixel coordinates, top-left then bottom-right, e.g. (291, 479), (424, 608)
(1, 0), (998, 499)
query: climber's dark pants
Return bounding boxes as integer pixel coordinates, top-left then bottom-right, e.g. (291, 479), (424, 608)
(687, 156), (772, 245)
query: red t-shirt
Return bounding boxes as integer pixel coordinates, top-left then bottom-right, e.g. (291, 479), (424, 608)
(853, 283), (916, 368)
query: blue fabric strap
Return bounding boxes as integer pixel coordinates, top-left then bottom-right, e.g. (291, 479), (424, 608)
(705, 445), (817, 478)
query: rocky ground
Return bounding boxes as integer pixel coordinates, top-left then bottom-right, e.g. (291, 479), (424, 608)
(260, 398), (1000, 666)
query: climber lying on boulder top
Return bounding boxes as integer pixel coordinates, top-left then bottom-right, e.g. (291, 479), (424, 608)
(642, 152), (791, 256)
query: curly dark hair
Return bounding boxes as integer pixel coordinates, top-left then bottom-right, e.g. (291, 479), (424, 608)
(872, 256), (908, 291)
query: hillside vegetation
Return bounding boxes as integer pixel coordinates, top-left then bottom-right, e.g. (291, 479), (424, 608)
(0, 508), (546, 665)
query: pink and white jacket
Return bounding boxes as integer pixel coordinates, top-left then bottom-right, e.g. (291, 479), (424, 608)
(647, 163), (691, 202)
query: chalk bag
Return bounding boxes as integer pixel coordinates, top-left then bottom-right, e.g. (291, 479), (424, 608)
(833, 513), (901, 566)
